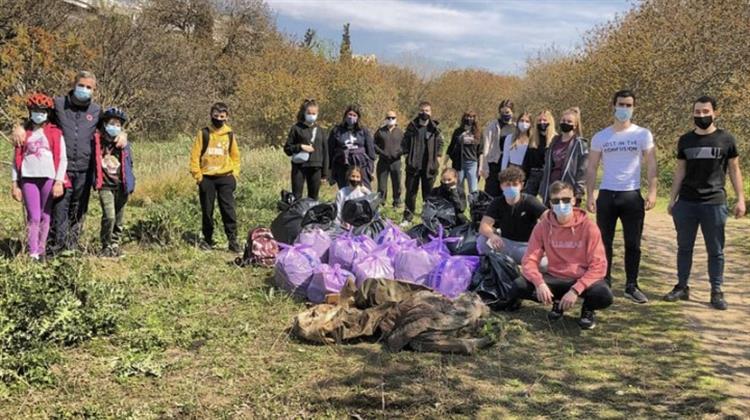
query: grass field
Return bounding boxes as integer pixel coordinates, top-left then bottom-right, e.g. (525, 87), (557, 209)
(0, 137), (731, 418)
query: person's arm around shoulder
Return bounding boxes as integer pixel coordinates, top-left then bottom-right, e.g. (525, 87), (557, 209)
(643, 130), (658, 211)
(189, 130), (204, 184)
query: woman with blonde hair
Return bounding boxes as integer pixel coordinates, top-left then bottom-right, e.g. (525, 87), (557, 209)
(539, 107), (588, 205)
(525, 110), (556, 196)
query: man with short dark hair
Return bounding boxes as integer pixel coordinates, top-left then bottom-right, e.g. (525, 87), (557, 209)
(586, 89), (657, 304)
(513, 181), (612, 329)
(664, 96), (745, 310)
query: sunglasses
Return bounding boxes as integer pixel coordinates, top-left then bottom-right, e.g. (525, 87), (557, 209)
(550, 197), (574, 204)
(386, 116), (396, 120)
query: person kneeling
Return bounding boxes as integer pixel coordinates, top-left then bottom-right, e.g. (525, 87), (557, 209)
(512, 181), (612, 330)
(335, 166), (371, 228)
(428, 168), (468, 225)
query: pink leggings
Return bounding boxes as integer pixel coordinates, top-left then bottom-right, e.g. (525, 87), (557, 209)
(21, 178), (54, 256)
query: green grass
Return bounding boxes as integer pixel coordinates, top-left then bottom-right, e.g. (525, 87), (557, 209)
(0, 137), (730, 418)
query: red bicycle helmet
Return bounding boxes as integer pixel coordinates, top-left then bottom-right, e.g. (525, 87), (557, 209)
(26, 93), (54, 109)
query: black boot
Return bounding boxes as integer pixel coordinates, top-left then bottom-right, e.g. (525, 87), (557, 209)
(663, 285), (690, 302)
(710, 288), (728, 310)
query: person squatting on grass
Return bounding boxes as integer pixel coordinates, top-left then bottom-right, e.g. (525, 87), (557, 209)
(513, 181), (613, 330)
(428, 168), (468, 226)
(334, 166), (371, 228)
(190, 102), (241, 253)
(11, 93), (67, 261)
(284, 99), (329, 201)
(586, 90), (658, 304)
(94, 108), (136, 258)
(663, 95), (746, 310)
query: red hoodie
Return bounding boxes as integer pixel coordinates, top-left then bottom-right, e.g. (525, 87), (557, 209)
(521, 208), (607, 295)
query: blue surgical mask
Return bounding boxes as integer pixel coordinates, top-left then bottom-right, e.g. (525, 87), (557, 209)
(552, 202), (573, 218)
(30, 112), (48, 125)
(105, 124), (122, 138)
(305, 113), (317, 124)
(502, 186), (521, 201)
(614, 106), (633, 122)
(74, 85), (92, 101)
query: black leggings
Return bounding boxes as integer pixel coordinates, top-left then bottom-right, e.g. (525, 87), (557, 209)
(511, 275), (614, 311)
(291, 164), (322, 200)
(596, 189), (645, 286)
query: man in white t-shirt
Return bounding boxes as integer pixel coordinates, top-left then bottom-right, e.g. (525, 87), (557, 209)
(586, 90), (658, 304)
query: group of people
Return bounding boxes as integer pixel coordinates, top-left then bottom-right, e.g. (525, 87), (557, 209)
(283, 90), (745, 329)
(9, 70), (746, 330)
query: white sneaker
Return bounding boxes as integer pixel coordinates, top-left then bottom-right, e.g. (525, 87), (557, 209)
(399, 220), (411, 229)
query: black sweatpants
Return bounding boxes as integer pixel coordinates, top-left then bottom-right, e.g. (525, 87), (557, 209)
(48, 170), (92, 255)
(291, 164), (322, 200)
(404, 168), (435, 221)
(199, 175), (237, 243)
(484, 162), (502, 197)
(376, 157), (402, 205)
(512, 275), (614, 311)
(596, 189), (645, 287)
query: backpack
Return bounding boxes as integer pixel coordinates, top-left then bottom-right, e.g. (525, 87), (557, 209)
(201, 127), (235, 158)
(235, 227), (279, 268)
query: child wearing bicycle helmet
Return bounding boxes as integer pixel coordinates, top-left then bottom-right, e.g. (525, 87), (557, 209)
(11, 93), (68, 261)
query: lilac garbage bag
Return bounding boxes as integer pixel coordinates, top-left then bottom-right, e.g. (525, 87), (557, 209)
(274, 244), (321, 298)
(295, 227), (332, 263)
(426, 256), (481, 299)
(307, 264), (354, 303)
(393, 247), (443, 286)
(374, 238), (419, 262)
(375, 220), (412, 246)
(328, 234), (377, 271)
(352, 253), (395, 286)
(421, 226), (459, 258)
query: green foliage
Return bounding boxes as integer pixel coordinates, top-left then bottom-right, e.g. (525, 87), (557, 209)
(126, 197), (198, 247)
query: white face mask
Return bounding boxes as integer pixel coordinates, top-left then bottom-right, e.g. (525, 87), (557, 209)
(305, 113), (317, 124)
(386, 118), (397, 126)
(31, 112), (48, 125)
(517, 121), (531, 132)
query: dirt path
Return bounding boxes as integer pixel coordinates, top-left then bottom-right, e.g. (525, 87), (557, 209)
(642, 211), (749, 417)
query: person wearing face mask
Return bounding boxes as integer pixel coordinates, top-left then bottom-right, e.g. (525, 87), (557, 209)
(11, 93), (67, 261)
(335, 166), (372, 227)
(586, 90), (657, 304)
(190, 102), (241, 253)
(328, 104), (376, 190)
(428, 168), (468, 225)
(11, 71), (129, 257)
(525, 110), (556, 196)
(539, 107), (588, 206)
(477, 166), (547, 266)
(512, 181), (611, 330)
(374, 110), (404, 207)
(93, 108), (136, 258)
(445, 111), (482, 194)
(663, 96), (745, 310)
(480, 99), (516, 197)
(284, 99), (329, 200)
(400, 101), (444, 227)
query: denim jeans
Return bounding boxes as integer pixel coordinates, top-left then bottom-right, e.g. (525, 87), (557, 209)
(672, 200), (728, 288)
(458, 160), (478, 194)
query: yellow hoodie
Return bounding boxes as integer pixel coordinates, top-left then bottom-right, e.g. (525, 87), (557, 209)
(189, 124), (240, 182)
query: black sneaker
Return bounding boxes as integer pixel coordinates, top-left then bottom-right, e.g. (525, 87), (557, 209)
(547, 300), (563, 321)
(663, 286), (690, 302)
(624, 286), (648, 304)
(198, 239), (215, 251)
(578, 309), (596, 330)
(710, 289), (728, 310)
(228, 240), (242, 253)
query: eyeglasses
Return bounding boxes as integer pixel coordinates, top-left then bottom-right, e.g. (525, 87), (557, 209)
(550, 197), (573, 204)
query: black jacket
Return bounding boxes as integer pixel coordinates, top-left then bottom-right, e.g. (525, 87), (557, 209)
(446, 127), (482, 170)
(402, 118), (443, 175)
(374, 125), (404, 160)
(284, 122), (329, 175)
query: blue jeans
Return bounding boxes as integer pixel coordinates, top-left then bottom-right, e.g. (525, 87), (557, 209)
(672, 200), (728, 288)
(458, 160), (478, 193)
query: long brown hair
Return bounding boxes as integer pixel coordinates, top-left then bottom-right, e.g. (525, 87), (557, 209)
(460, 111), (480, 139)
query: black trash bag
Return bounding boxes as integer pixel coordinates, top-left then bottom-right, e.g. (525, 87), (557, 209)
(277, 190), (298, 212)
(406, 223), (435, 245)
(469, 191), (494, 225)
(341, 192), (383, 227)
(470, 253), (520, 310)
(301, 203), (336, 229)
(270, 197), (319, 245)
(447, 224), (480, 256)
(352, 217), (387, 239)
(422, 197), (457, 232)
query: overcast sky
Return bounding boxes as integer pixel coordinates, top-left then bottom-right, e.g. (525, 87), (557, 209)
(266, 0), (635, 75)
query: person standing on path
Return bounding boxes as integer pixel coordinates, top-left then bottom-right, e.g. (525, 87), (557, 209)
(480, 99), (515, 197)
(586, 90), (658, 304)
(663, 95), (745, 310)
(374, 110), (404, 208)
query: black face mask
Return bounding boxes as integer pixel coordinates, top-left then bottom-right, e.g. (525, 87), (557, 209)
(694, 116), (713, 130)
(349, 180), (362, 187)
(559, 123), (574, 134)
(537, 123), (549, 133)
(211, 118), (225, 129)
(419, 112), (430, 121)
(500, 114), (512, 123)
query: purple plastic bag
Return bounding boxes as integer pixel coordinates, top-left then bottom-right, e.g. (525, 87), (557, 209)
(307, 264), (354, 303)
(274, 244), (321, 298)
(374, 238), (419, 261)
(421, 225), (460, 258)
(375, 220), (412, 246)
(352, 253), (395, 286)
(329, 234), (377, 271)
(295, 227), (332, 263)
(393, 247), (443, 286)
(426, 256), (481, 299)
